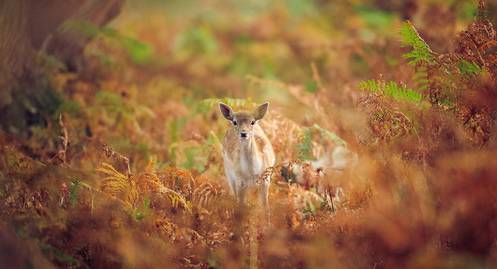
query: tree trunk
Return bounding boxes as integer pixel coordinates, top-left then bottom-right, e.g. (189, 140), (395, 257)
(44, 0), (125, 71)
(0, 0), (125, 85)
(0, 0), (33, 107)
(29, 0), (87, 50)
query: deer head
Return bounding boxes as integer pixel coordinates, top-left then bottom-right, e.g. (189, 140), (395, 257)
(219, 102), (269, 140)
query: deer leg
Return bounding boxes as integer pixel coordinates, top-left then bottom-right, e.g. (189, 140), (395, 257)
(259, 184), (268, 208)
(259, 183), (271, 224)
(232, 183), (245, 242)
(238, 185), (247, 206)
(228, 178), (237, 197)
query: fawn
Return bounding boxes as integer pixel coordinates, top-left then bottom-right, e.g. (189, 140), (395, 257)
(219, 102), (275, 210)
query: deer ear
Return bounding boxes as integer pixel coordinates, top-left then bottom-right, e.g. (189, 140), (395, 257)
(219, 103), (233, 120)
(254, 102), (269, 120)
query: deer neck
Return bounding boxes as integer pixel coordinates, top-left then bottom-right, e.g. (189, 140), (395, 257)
(239, 135), (262, 174)
(240, 135), (258, 157)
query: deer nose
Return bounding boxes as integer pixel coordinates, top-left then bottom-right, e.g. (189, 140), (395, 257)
(240, 132), (248, 138)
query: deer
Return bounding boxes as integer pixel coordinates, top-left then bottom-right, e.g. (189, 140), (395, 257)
(219, 102), (275, 213)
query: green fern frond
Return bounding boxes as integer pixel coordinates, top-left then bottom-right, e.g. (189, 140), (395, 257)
(412, 66), (430, 91)
(400, 21), (435, 65)
(359, 79), (381, 93)
(384, 81), (422, 102)
(360, 79), (423, 103)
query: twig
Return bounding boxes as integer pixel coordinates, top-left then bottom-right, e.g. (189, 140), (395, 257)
(53, 113), (69, 165)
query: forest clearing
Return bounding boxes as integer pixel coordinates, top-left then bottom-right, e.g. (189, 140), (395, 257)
(2, 0), (497, 268)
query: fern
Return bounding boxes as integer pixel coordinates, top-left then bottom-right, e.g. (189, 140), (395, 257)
(358, 79), (381, 93)
(399, 21), (435, 92)
(97, 162), (133, 204)
(384, 81), (422, 102)
(359, 79), (423, 103)
(412, 65), (430, 91)
(157, 186), (192, 214)
(400, 21), (435, 65)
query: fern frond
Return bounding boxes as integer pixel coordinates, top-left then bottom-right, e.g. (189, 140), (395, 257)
(359, 79), (382, 92)
(400, 21), (435, 65)
(97, 162), (131, 197)
(360, 79), (423, 103)
(158, 186), (192, 214)
(193, 182), (220, 208)
(97, 162), (128, 181)
(412, 66), (430, 91)
(359, 79), (381, 93)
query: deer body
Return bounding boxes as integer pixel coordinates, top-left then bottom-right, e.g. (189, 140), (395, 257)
(219, 103), (275, 207)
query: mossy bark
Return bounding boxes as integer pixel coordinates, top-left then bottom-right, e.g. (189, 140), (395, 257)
(42, 0), (125, 71)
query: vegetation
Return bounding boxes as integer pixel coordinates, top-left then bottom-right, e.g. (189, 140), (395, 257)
(2, 0), (497, 268)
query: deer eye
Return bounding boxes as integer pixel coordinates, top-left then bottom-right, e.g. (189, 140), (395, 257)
(232, 120), (237, 126)
(251, 120), (255, 125)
